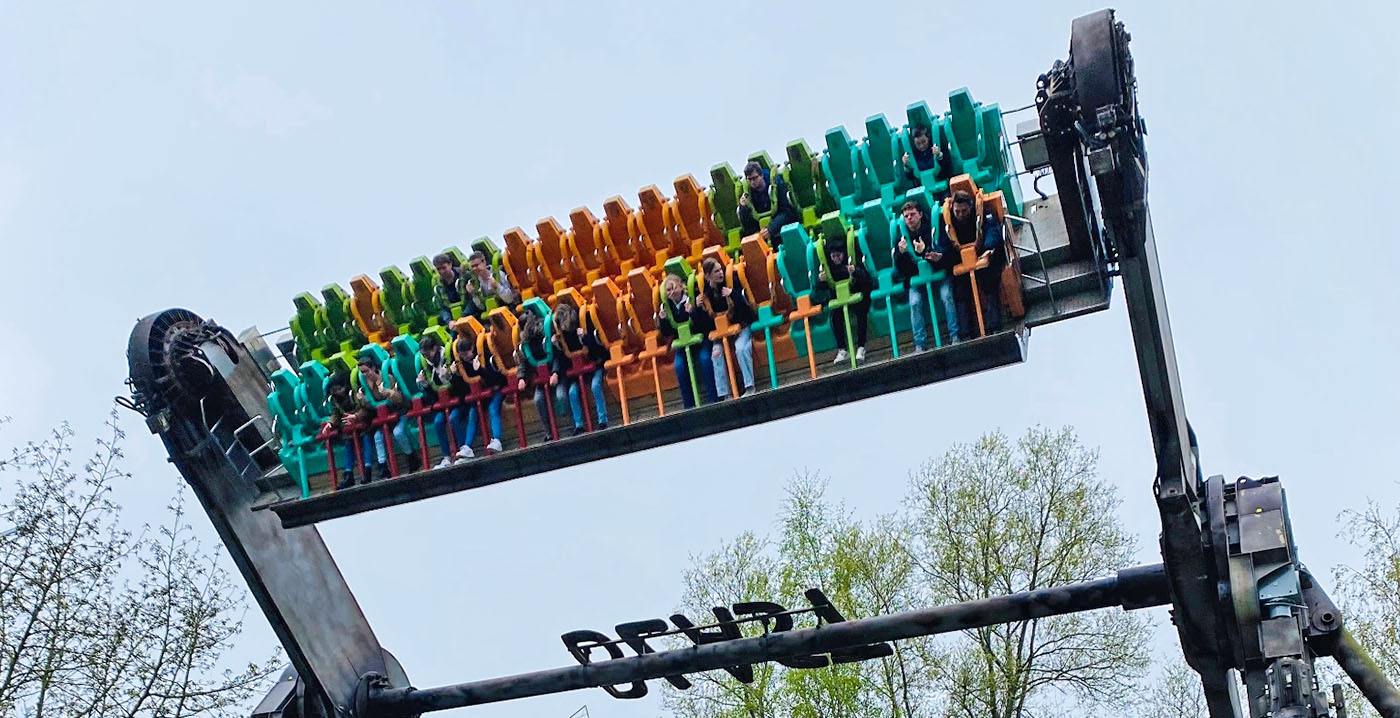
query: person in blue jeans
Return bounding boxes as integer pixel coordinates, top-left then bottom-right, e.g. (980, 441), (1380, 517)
(656, 273), (718, 408)
(415, 333), (469, 468)
(894, 199), (959, 350)
(451, 329), (507, 456)
(941, 189), (1005, 340)
(550, 303), (609, 434)
(697, 257), (757, 398)
(518, 310), (563, 440)
(324, 371), (368, 487)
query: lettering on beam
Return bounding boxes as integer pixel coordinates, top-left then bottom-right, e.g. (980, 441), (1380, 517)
(559, 588), (894, 699)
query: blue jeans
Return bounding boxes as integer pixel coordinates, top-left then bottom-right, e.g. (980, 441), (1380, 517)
(566, 368), (608, 427)
(711, 327), (755, 397)
(909, 279), (958, 349)
(432, 407), (468, 455)
(673, 342), (718, 408)
(463, 392), (505, 445)
(534, 384), (565, 436)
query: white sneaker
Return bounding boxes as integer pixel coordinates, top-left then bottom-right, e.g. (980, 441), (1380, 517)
(455, 445), (475, 460)
(855, 347), (866, 362)
(740, 387), (756, 398)
(833, 349), (848, 365)
(486, 438), (502, 452)
(435, 457), (453, 469)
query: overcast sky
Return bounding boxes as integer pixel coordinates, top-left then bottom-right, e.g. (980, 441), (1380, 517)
(2, 1), (1397, 716)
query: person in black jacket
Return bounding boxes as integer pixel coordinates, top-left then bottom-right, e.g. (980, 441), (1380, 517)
(814, 236), (872, 364)
(551, 303), (609, 433)
(517, 310), (562, 439)
(697, 257), (757, 398)
(898, 125), (954, 194)
(656, 273), (718, 408)
(894, 199), (960, 350)
(941, 190), (1006, 340)
(449, 329), (508, 457)
(738, 161), (801, 248)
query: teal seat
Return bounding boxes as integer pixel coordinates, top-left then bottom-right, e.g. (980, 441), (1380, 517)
(387, 334), (424, 401)
(893, 187), (949, 349)
(860, 114), (902, 209)
(775, 223), (833, 357)
(352, 344), (394, 408)
(267, 369), (326, 499)
(902, 101), (952, 197)
(820, 126), (865, 217)
(296, 360), (333, 424)
(944, 88), (1001, 191)
(517, 298), (555, 370)
(856, 199), (913, 355)
(978, 104), (1023, 216)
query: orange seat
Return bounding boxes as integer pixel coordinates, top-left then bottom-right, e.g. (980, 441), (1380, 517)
(942, 174), (995, 337)
(602, 196), (645, 276)
(503, 227), (550, 302)
(635, 185), (685, 270)
(624, 267), (670, 415)
(588, 277), (642, 425)
(536, 217), (585, 292)
(569, 207), (618, 282)
(480, 308), (531, 448)
(349, 274), (396, 346)
(672, 174), (724, 260)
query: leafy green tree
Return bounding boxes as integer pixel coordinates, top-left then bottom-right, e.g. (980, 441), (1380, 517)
(666, 427), (1149, 718)
(1133, 655), (1209, 718)
(1331, 495), (1400, 718)
(906, 427), (1150, 718)
(0, 417), (278, 717)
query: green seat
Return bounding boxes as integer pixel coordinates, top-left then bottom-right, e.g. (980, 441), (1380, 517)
(659, 258), (705, 406)
(379, 266), (425, 335)
(289, 292), (330, 364)
(471, 236), (502, 271)
(785, 139), (821, 229)
(407, 256), (440, 325)
(442, 245), (469, 268)
(814, 213), (863, 370)
(709, 163), (745, 250)
(322, 284), (367, 361)
(267, 369), (325, 499)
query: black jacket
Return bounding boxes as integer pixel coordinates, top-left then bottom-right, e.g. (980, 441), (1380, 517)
(553, 327), (608, 380)
(657, 295), (715, 341)
(738, 170), (801, 242)
(700, 281), (757, 327)
(941, 211), (1006, 276)
(894, 216), (957, 283)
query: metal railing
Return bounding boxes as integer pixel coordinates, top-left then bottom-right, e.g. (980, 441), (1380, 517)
(1006, 212), (1058, 318)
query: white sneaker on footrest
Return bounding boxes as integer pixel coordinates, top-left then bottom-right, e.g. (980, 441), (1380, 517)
(455, 445), (475, 460)
(486, 438), (502, 452)
(833, 349), (848, 365)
